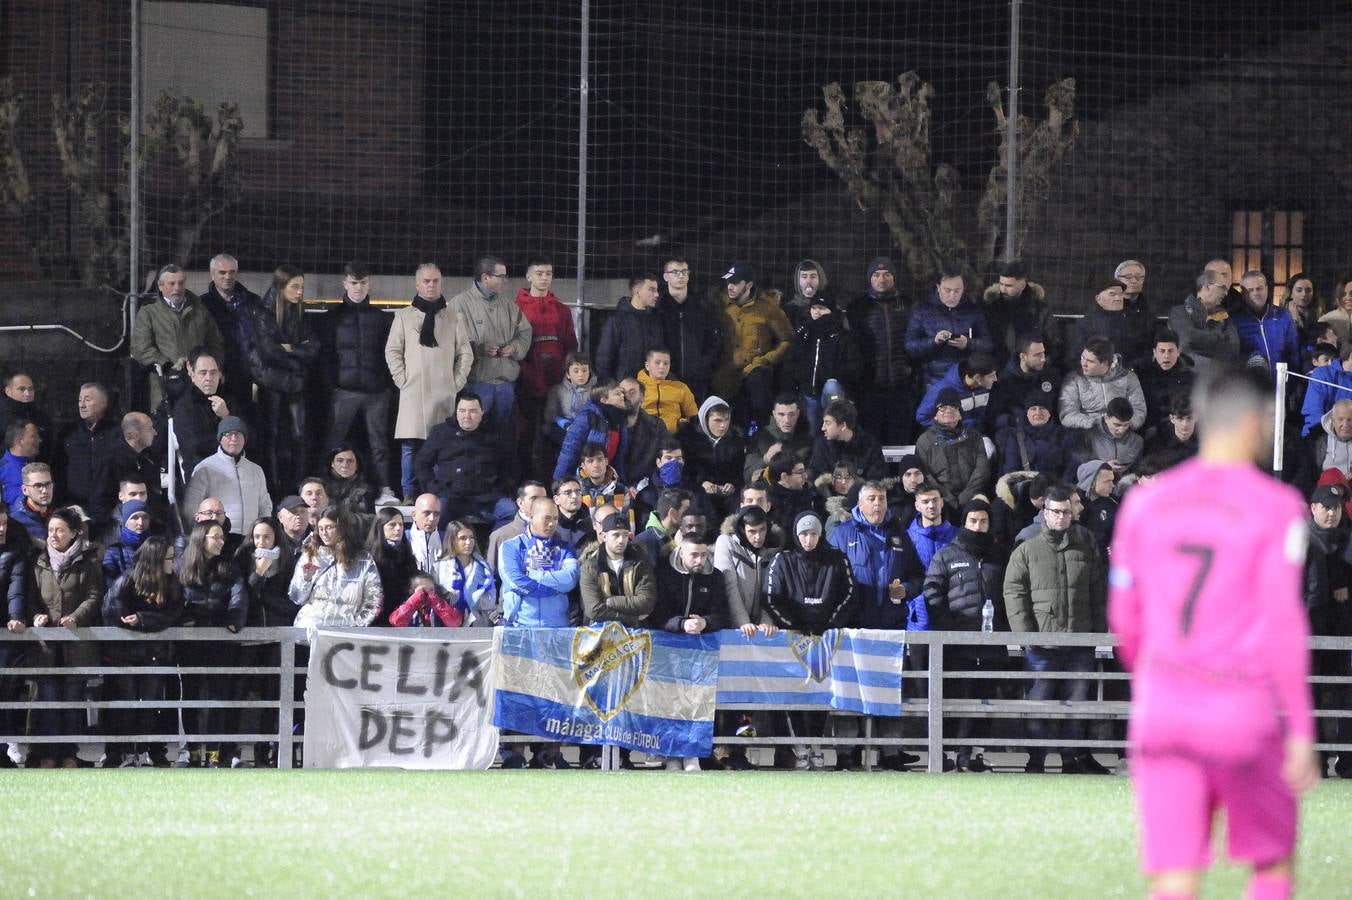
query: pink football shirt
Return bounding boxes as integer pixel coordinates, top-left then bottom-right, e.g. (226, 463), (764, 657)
(1109, 458), (1314, 755)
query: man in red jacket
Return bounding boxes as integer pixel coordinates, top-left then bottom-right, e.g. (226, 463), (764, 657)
(515, 256), (577, 478)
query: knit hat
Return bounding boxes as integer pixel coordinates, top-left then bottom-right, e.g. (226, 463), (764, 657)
(1097, 279), (1128, 295)
(935, 387), (963, 411)
(1024, 385), (1056, 411)
(960, 497), (991, 520)
(121, 499), (148, 524)
(809, 294), (835, 311)
(217, 415), (248, 439)
(599, 511), (631, 533)
(897, 454), (929, 477)
(1312, 484), (1346, 510)
(866, 256), (896, 280)
(794, 512), (823, 535)
(721, 262), (754, 284)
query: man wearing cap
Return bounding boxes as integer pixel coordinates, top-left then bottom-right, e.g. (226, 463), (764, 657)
(181, 416), (271, 535)
(1066, 280), (1151, 372)
(906, 265), (994, 389)
(915, 353), (1000, 432)
(990, 334), (1060, 430)
(1305, 483), (1352, 777)
(594, 273), (665, 382)
(578, 511), (656, 627)
(274, 495), (311, 556)
(916, 389), (992, 510)
(852, 256), (916, 445)
(712, 262), (792, 428)
(995, 386), (1070, 477)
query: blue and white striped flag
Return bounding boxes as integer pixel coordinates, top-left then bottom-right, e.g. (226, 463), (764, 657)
(491, 624), (719, 758)
(716, 629), (906, 716)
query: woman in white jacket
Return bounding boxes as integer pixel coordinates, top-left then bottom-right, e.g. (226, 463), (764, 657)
(290, 506), (382, 633)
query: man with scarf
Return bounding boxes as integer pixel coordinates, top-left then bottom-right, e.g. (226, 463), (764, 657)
(923, 497), (1006, 771)
(499, 498), (580, 627)
(633, 435), (712, 525)
(852, 256), (916, 444)
(1167, 268), (1242, 380)
(385, 263), (474, 503)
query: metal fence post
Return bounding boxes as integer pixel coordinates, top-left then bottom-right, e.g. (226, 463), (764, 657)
(926, 637), (945, 773)
(278, 630), (296, 770)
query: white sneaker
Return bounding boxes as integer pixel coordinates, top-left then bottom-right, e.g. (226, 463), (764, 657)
(119, 753), (138, 768)
(682, 757), (700, 773)
(137, 751), (152, 767)
(808, 751), (826, 771)
(664, 757), (681, 771)
(174, 747), (191, 768)
(6, 743), (26, 767)
(375, 487), (399, 507)
(230, 756), (243, 769)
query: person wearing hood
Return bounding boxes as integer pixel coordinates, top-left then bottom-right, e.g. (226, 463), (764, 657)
(246, 264), (319, 494)
(789, 294), (861, 429)
(1059, 336), (1147, 431)
(852, 255), (917, 445)
(658, 256), (720, 400)
(905, 266), (994, 389)
(915, 353), (999, 432)
(1167, 267), (1242, 380)
(1065, 280), (1151, 371)
(415, 390), (514, 526)
(990, 333), (1061, 430)
(743, 394), (813, 485)
(595, 273), (665, 381)
(321, 262), (396, 504)
(323, 444), (374, 514)
(553, 380), (629, 482)
(449, 255), (533, 449)
(982, 259), (1061, 367)
(1068, 396), (1144, 477)
(1309, 398), (1352, 477)
(1134, 329), (1195, 436)
(712, 262), (792, 427)
(1233, 270), (1301, 372)
(783, 259), (831, 330)
(103, 499), (152, 582)
(923, 498), (1007, 771)
(515, 256), (578, 468)
(996, 386), (1071, 477)
(809, 398), (886, 481)
(1143, 394), (1198, 469)
(766, 510), (854, 635)
(678, 396), (746, 521)
(1076, 460), (1118, 558)
(714, 504), (779, 636)
(916, 389), (992, 511)
(181, 416), (273, 536)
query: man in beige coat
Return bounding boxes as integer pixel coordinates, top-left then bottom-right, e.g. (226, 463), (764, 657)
(386, 263), (473, 502)
(448, 255), (532, 449)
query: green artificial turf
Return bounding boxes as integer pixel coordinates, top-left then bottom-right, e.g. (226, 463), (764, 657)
(3, 771), (1349, 898)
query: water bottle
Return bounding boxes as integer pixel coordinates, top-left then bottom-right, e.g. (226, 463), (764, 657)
(981, 598), (994, 633)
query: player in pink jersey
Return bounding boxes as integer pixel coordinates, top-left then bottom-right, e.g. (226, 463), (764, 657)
(1109, 369), (1318, 900)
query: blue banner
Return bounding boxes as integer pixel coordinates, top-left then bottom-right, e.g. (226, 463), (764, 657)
(717, 629), (906, 716)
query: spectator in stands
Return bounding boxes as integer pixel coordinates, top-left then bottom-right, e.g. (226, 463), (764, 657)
(131, 264), (226, 410)
(1234, 270), (1300, 372)
(552, 477), (591, 550)
(906, 265), (994, 388)
(172, 349), (237, 478)
(322, 262), (396, 504)
(715, 503), (777, 635)
(908, 481), (958, 579)
(12, 462), (55, 542)
(713, 262), (792, 428)
(515, 255), (577, 474)
(486, 482), (549, 576)
(0, 371), (52, 453)
(0, 501), (30, 768)
(783, 258), (829, 331)
(616, 376), (666, 487)
(995, 386), (1070, 477)
(541, 351), (594, 445)
(275, 495), (311, 556)
(1075, 461), (1118, 558)
(595, 273), (665, 382)
(499, 498), (579, 627)
(1002, 484), (1109, 774)
(659, 256), (719, 401)
(102, 536), (181, 768)
(199, 253), (260, 388)
(107, 413), (161, 511)
(1059, 336), (1147, 430)
(765, 454), (823, 538)
(638, 348), (697, 433)
(990, 334), (1060, 429)
(574, 443), (626, 512)
(1134, 329), (1195, 435)
(235, 516), (295, 767)
(765, 510), (853, 636)
(0, 420), (40, 508)
(29, 507), (104, 767)
(102, 499), (150, 582)
(553, 380), (628, 482)
(299, 478), (329, 516)
(1317, 276), (1352, 352)
(1309, 399), (1352, 476)
(634, 487), (690, 565)
(389, 573), (464, 628)
(1067, 280), (1151, 371)
(247, 264), (319, 493)
(1169, 269), (1241, 378)
(1068, 396), (1143, 476)
(1300, 344), (1352, 437)
(386, 263), (474, 503)
(182, 416), (272, 536)
(290, 506), (383, 632)
(1304, 484), (1352, 776)
(743, 395), (812, 486)
(415, 390), (513, 526)
(407, 494), (444, 572)
(679, 397), (745, 521)
(789, 294), (860, 430)
(52, 383), (120, 522)
(916, 353), (999, 431)
(177, 496), (240, 557)
(431, 520), (496, 626)
(578, 510), (655, 627)
(450, 255), (533, 450)
(809, 398), (886, 481)
(923, 497), (1005, 771)
(633, 436), (712, 523)
(982, 260), (1060, 367)
(1283, 272), (1319, 345)
(853, 256), (916, 445)
(365, 507), (415, 626)
(322, 445), (371, 513)
(1144, 394), (1198, 469)
(916, 390), (992, 511)
(1114, 259), (1150, 325)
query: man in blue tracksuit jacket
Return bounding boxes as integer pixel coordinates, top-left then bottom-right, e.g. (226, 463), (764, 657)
(498, 498), (580, 627)
(827, 481), (924, 630)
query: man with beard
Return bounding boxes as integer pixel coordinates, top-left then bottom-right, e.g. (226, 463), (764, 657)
(617, 376), (666, 486)
(783, 259), (832, 331)
(982, 260), (1060, 367)
(743, 394), (812, 485)
(712, 262), (792, 428)
(990, 334), (1060, 430)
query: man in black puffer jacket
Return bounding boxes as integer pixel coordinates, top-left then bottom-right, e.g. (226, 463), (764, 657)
(414, 391), (513, 526)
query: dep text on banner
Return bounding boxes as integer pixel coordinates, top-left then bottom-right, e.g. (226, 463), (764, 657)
(304, 629), (499, 769)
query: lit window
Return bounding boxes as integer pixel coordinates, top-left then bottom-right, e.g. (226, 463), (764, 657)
(1231, 210), (1304, 302)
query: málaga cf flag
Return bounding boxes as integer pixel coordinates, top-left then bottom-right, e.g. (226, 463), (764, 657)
(716, 629), (906, 716)
(490, 624), (719, 758)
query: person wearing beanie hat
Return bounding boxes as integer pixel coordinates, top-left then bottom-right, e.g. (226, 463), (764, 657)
(1065, 279), (1151, 373)
(905, 265), (995, 389)
(181, 411), (272, 536)
(788, 281), (861, 431)
(712, 260), (792, 428)
(916, 383), (993, 511)
(922, 492), (1006, 771)
(764, 509), (852, 637)
(994, 382), (1071, 477)
(915, 352), (999, 431)
(852, 254), (917, 445)
(101, 499), (152, 582)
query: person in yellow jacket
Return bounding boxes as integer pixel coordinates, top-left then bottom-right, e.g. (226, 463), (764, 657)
(712, 263), (792, 427)
(638, 348), (698, 432)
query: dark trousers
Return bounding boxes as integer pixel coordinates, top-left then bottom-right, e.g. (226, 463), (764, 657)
(108, 643), (175, 758)
(1023, 645), (1096, 761)
(327, 388), (393, 489)
(260, 388), (308, 495)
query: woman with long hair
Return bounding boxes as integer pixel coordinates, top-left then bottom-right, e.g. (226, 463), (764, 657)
(434, 519), (496, 625)
(102, 536), (183, 767)
(30, 507), (104, 767)
(179, 519), (248, 767)
(323, 443), (373, 514)
(249, 264), (319, 492)
(1282, 272), (1319, 344)
(366, 505), (416, 625)
(234, 516), (295, 767)
(290, 505), (383, 632)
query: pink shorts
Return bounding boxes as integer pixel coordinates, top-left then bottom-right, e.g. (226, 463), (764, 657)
(1131, 747), (1297, 873)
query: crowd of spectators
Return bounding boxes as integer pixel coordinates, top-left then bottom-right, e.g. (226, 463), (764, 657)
(0, 252), (1348, 775)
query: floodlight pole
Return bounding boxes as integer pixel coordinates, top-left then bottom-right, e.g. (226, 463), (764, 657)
(574, 0), (590, 350)
(1003, 0), (1021, 263)
(1274, 363), (1287, 474)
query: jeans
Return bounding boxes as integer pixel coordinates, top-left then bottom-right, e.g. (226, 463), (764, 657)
(1023, 645), (1097, 760)
(400, 440), (424, 498)
(466, 381), (517, 441)
(802, 379), (845, 432)
(327, 388), (393, 489)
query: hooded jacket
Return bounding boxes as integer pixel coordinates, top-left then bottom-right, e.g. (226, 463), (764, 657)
(904, 289), (995, 384)
(915, 422), (992, 510)
(1076, 460), (1118, 557)
(1003, 520), (1107, 634)
(679, 395), (747, 490)
(764, 512), (854, 634)
(1058, 355), (1147, 430)
(827, 506), (924, 629)
(542, 374), (596, 433)
(578, 541), (656, 626)
(1310, 408), (1352, 474)
(713, 507), (776, 628)
(923, 528), (1006, 630)
(553, 400), (628, 481)
(982, 281), (1059, 366)
(515, 287), (577, 399)
(915, 363), (994, 431)
(651, 544), (728, 633)
(449, 283), (533, 384)
(595, 296), (665, 381)
(784, 259), (830, 330)
(497, 528), (579, 627)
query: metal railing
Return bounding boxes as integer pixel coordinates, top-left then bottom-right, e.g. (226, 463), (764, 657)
(1, 627), (1348, 773)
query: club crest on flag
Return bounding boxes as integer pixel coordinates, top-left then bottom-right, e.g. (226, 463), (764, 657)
(788, 629), (841, 683)
(571, 623), (651, 722)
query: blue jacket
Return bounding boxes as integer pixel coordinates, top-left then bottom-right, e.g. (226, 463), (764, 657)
(915, 364), (993, 431)
(499, 530), (580, 627)
(1300, 360), (1352, 436)
(553, 400), (627, 481)
(904, 292), (994, 385)
(1233, 302), (1300, 372)
(0, 451), (31, 508)
(827, 506), (924, 630)
(907, 516), (957, 573)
